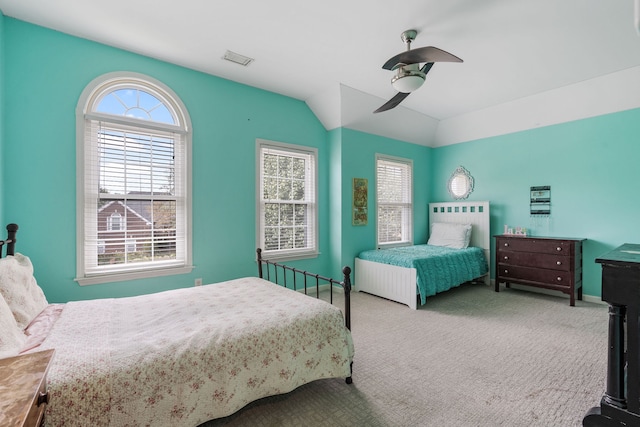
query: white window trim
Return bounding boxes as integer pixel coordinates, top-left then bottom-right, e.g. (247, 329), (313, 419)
(256, 139), (319, 261)
(75, 72), (193, 285)
(376, 153), (414, 249)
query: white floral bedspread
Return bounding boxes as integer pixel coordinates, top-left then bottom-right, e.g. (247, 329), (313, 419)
(37, 277), (354, 427)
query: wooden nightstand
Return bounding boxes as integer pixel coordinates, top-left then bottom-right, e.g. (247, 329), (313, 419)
(0, 349), (55, 427)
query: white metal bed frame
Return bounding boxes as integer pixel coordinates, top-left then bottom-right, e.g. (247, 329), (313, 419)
(355, 201), (491, 309)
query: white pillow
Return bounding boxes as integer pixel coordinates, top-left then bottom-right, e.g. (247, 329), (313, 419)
(427, 222), (472, 249)
(0, 253), (48, 329)
(0, 293), (27, 358)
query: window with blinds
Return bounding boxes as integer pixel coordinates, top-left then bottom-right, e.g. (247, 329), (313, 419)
(76, 73), (192, 285)
(376, 155), (413, 247)
(257, 139), (317, 260)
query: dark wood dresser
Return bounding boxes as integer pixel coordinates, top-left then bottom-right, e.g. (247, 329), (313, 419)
(0, 349), (55, 427)
(583, 244), (640, 426)
(494, 235), (585, 306)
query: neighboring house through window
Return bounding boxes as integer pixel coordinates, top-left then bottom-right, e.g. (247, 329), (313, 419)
(76, 72), (192, 285)
(376, 154), (413, 247)
(256, 139), (318, 260)
(108, 211), (122, 231)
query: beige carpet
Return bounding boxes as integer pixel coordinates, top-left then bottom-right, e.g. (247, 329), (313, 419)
(203, 284), (608, 427)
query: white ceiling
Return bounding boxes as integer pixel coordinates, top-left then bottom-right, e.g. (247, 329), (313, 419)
(1, 0), (640, 146)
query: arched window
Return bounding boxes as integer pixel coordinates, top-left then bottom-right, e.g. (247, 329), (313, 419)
(108, 211), (122, 231)
(76, 72), (192, 285)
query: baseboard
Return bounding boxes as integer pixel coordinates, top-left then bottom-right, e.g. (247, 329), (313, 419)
(489, 279), (605, 305)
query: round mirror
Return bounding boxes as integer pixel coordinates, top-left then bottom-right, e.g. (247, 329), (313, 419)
(447, 166), (474, 200)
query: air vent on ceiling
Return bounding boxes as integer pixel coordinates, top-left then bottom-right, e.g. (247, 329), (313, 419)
(223, 50), (254, 66)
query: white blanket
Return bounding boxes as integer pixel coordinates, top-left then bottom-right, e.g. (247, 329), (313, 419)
(37, 277), (354, 426)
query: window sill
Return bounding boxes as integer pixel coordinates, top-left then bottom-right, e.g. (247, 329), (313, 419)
(258, 250), (319, 263)
(75, 265), (194, 286)
(377, 242), (413, 250)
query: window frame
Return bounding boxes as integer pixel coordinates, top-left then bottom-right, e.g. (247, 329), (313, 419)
(375, 154), (413, 248)
(256, 139), (318, 261)
(75, 72), (193, 285)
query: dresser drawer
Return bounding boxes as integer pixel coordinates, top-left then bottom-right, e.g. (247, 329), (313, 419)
(497, 238), (573, 255)
(24, 378), (48, 427)
(497, 264), (573, 288)
(497, 250), (571, 271)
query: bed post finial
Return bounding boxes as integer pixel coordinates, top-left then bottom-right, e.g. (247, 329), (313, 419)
(256, 248), (264, 278)
(342, 266), (351, 291)
(342, 266), (352, 332)
(6, 223), (18, 256)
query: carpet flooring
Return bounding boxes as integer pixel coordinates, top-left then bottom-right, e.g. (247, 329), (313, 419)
(203, 284), (608, 427)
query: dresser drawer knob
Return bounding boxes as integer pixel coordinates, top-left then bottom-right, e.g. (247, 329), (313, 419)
(504, 243), (509, 247)
(556, 261), (562, 265)
(37, 391), (49, 406)
(557, 277), (562, 282)
(504, 269), (509, 274)
(556, 247), (562, 251)
(504, 256), (509, 260)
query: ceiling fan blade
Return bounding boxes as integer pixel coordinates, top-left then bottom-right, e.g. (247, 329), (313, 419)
(382, 46), (462, 70)
(421, 62), (435, 75)
(374, 91), (411, 113)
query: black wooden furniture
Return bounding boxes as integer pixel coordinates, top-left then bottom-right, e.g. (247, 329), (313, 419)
(583, 244), (640, 426)
(495, 235), (585, 306)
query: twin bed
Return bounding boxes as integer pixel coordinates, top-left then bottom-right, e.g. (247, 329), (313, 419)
(0, 224), (354, 427)
(355, 201), (490, 309)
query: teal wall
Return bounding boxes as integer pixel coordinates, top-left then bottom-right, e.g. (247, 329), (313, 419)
(307, 126), (433, 282)
(338, 128), (432, 275)
(0, 11), (5, 228)
(0, 17), (425, 304)
(2, 15), (636, 303)
(431, 108), (640, 298)
(327, 128), (343, 275)
(1, 18), (334, 302)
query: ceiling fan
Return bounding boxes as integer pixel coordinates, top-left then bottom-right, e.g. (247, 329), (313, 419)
(374, 29), (463, 113)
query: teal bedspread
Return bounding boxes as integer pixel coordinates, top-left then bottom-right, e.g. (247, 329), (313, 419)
(358, 244), (488, 305)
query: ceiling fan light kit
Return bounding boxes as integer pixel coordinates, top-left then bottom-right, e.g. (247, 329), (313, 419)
(391, 64), (426, 93)
(374, 29), (463, 113)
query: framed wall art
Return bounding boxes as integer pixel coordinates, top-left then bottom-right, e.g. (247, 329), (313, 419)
(352, 178), (368, 226)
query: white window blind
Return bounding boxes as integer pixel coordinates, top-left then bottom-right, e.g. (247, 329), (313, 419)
(376, 155), (413, 246)
(257, 140), (317, 259)
(77, 73), (192, 285)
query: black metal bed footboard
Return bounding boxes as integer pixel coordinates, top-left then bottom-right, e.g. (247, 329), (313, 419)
(256, 248), (352, 331)
(256, 248), (354, 384)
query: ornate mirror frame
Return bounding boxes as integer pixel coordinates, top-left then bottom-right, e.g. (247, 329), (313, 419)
(447, 166), (474, 200)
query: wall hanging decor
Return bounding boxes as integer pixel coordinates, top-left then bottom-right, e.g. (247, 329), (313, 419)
(352, 178), (368, 226)
(530, 185), (551, 230)
(447, 166), (474, 200)
(530, 186), (551, 216)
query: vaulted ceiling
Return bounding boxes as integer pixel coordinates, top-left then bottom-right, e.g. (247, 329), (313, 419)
(1, 0), (640, 146)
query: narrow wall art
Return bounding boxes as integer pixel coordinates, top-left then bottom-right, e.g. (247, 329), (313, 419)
(352, 178), (368, 226)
